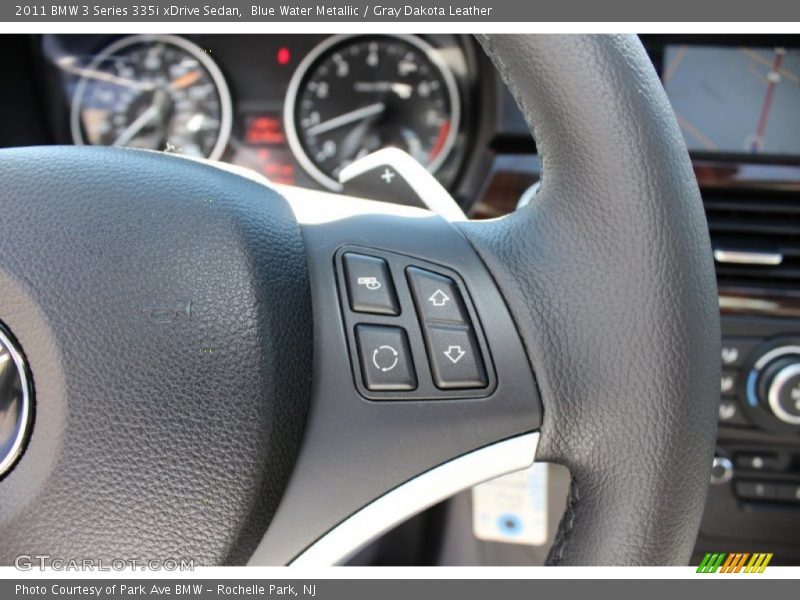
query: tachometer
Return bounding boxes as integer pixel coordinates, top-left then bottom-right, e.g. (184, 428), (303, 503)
(70, 34), (232, 160)
(285, 34), (461, 191)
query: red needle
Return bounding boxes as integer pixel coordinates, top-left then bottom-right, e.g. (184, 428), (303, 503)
(428, 120), (450, 162)
(751, 50), (785, 153)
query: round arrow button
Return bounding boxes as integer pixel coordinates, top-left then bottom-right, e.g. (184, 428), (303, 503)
(355, 324), (417, 392)
(372, 345), (400, 372)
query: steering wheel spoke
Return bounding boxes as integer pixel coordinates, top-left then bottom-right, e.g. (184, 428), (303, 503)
(249, 185), (541, 565)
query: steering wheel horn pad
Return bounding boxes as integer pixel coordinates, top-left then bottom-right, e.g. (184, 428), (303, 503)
(0, 147), (313, 564)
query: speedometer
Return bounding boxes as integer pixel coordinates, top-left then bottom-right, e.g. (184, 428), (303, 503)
(285, 34), (461, 191)
(70, 34), (232, 160)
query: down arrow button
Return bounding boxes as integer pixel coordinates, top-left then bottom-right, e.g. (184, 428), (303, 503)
(425, 325), (488, 390)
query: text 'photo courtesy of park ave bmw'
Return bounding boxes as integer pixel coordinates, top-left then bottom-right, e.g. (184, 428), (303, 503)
(2, 3), (800, 578)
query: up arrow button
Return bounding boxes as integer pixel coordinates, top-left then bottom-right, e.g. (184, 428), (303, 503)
(428, 289), (451, 307)
(407, 267), (468, 325)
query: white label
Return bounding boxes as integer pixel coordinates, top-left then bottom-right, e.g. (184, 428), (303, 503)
(471, 462), (548, 546)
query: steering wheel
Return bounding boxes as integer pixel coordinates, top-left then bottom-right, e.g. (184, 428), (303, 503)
(0, 34), (719, 566)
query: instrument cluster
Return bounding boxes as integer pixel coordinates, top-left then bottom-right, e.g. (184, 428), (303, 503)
(41, 34), (485, 197)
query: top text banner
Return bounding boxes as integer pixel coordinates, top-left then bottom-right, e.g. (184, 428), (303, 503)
(4, 0), (800, 22)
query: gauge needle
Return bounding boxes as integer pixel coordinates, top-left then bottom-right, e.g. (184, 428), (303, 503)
(170, 70), (202, 90)
(306, 102), (386, 137)
(112, 104), (161, 147)
(56, 57), (156, 91)
(339, 118), (375, 161)
(354, 81), (413, 99)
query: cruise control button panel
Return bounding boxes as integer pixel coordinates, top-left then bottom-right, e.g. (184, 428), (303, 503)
(335, 247), (496, 401)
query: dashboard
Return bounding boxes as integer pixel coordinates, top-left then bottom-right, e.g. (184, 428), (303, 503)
(2, 33), (800, 565)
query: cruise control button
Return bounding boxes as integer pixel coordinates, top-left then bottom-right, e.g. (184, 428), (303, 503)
(406, 266), (469, 325)
(343, 253), (399, 315)
(355, 324), (416, 391)
(424, 324), (487, 389)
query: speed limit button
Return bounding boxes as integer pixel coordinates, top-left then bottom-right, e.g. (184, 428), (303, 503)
(355, 324), (417, 392)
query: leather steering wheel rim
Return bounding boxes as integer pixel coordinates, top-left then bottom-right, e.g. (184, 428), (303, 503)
(0, 34), (719, 566)
(463, 34), (720, 564)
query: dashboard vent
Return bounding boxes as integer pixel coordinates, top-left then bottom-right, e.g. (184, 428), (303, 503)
(704, 188), (800, 290)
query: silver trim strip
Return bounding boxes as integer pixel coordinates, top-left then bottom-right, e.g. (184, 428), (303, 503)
(713, 249), (784, 266)
(288, 432), (539, 566)
(753, 345), (800, 371)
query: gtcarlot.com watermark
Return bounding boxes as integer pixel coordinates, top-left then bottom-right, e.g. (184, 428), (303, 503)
(14, 555), (196, 571)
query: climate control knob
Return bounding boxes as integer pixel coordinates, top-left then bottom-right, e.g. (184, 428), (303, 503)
(762, 358), (800, 425)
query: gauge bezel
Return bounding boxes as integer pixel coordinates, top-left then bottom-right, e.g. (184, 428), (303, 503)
(284, 34), (462, 192)
(69, 34), (233, 161)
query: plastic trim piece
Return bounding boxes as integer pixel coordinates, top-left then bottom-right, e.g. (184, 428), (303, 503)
(334, 245), (497, 401)
(339, 148), (466, 222)
(288, 432), (539, 566)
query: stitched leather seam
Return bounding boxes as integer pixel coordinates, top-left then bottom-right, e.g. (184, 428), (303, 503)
(548, 479), (579, 565)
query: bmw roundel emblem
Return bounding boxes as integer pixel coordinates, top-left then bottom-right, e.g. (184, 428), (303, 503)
(0, 324), (32, 478)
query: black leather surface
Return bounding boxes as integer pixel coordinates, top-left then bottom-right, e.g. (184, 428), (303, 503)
(462, 35), (720, 564)
(0, 147), (312, 565)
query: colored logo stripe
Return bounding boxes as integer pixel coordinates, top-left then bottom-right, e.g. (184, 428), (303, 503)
(697, 553), (726, 573)
(697, 553), (773, 573)
(745, 553), (773, 573)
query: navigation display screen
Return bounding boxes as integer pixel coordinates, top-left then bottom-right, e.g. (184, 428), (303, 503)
(663, 45), (800, 156)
